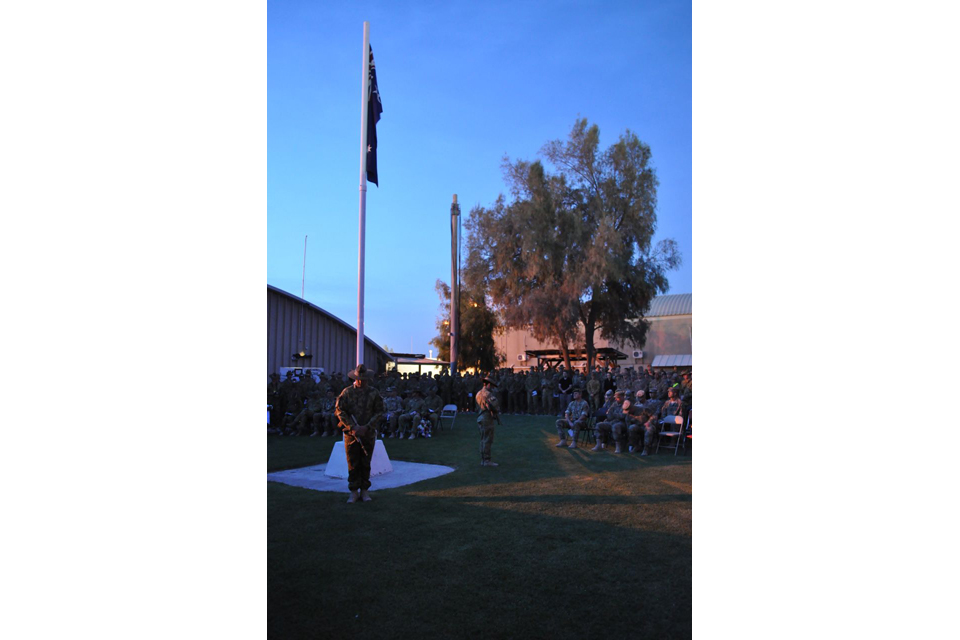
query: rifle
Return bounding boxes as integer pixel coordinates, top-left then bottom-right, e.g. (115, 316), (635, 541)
(349, 414), (370, 457)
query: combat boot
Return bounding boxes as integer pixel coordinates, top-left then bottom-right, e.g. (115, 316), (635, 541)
(360, 490), (372, 502)
(591, 441), (602, 451)
(347, 491), (359, 503)
(555, 440), (567, 447)
(614, 444), (622, 453)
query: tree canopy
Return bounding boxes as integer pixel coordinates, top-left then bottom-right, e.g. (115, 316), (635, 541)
(463, 118), (681, 370)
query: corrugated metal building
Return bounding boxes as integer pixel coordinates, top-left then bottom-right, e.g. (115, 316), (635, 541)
(267, 285), (393, 376)
(496, 292), (692, 370)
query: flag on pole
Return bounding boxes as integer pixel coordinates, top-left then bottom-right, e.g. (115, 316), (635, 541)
(366, 45), (383, 186)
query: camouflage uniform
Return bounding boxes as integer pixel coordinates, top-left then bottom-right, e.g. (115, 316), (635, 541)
(475, 380), (500, 465)
(586, 375), (601, 411)
(381, 389), (404, 438)
(541, 372), (557, 416)
(335, 371), (385, 493)
(555, 393), (590, 447)
(525, 370), (540, 415)
(590, 394), (617, 451)
(318, 392), (338, 436)
(596, 392), (627, 453)
(399, 393), (427, 439)
(423, 390), (444, 432)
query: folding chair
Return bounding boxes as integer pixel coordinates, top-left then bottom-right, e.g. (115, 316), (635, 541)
(440, 404), (458, 430)
(679, 409), (692, 455)
(578, 416), (597, 445)
(656, 414), (684, 454)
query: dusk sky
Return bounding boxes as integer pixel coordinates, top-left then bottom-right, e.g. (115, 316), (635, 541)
(268, 0), (691, 356)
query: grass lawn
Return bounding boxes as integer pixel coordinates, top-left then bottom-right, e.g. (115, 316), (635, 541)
(268, 413), (692, 640)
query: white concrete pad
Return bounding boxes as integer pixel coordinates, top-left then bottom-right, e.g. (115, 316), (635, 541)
(268, 459), (455, 493)
(324, 440), (393, 478)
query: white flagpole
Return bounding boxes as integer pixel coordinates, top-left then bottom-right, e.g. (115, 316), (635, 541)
(356, 21), (370, 367)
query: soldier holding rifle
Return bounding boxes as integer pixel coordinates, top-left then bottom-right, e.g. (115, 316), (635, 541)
(475, 377), (501, 467)
(335, 364), (385, 504)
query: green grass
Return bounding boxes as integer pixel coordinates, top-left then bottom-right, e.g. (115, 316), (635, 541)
(268, 413), (692, 640)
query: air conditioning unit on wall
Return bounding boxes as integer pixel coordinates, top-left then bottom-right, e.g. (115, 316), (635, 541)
(517, 353), (527, 362)
(632, 350), (643, 359)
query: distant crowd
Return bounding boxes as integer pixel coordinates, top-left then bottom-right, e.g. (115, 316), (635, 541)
(267, 364), (692, 450)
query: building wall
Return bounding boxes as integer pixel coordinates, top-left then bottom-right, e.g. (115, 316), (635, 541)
(495, 314), (692, 370)
(267, 286), (390, 377)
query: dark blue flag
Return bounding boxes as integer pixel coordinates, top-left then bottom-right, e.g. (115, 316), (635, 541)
(366, 45), (383, 186)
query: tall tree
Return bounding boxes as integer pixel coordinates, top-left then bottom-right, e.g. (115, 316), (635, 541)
(430, 280), (502, 372)
(464, 118), (681, 370)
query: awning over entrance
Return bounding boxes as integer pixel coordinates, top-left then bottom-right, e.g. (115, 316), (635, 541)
(651, 354), (692, 368)
(525, 347), (628, 364)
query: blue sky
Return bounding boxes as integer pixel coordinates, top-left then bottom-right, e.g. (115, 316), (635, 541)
(268, 0), (691, 356)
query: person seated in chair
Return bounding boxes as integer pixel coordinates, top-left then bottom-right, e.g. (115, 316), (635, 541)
(399, 389), (427, 439)
(594, 390), (626, 452)
(380, 387), (403, 438)
(555, 387), (590, 449)
(423, 388), (444, 433)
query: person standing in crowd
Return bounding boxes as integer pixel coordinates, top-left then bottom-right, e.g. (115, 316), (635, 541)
(475, 376), (501, 467)
(335, 364), (384, 504)
(586, 372), (601, 411)
(556, 369), (573, 417)
(555, 387), (590, 449)
(524, 369), (540, 415)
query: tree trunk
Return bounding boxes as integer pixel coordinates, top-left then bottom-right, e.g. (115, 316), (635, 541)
(583, 297), (598, 371)
(560, 341), (573, 371)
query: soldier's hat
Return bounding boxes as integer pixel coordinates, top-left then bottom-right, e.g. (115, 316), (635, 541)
(572, 386), (583, 393)
(481, 377), (498, 387)
(604, 389), (614, 396)
(347, 363), (375, 381)
(614, 389), (626, 397)
(635, 389), (646, 397)
(412, 389), (424, 396)
(270, 373), (280, 379)
(386, 386), (396, 392)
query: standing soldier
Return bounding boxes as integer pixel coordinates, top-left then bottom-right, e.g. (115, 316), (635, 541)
(475, 377), (501, 467)
(541, 370), (557, 417)
(586, 372), (601, 411)
(335, 364), (385, 504)
(525, 368), (540, 415)
(555, 387), (590, 449)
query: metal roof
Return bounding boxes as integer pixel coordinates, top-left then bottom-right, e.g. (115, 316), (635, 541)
(651, 354), (693, 368)
(646, 293), (692, 317)
(267, 284), (393, 360)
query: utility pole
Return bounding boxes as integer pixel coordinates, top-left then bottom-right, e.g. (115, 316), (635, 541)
(449, 194), (460, 375)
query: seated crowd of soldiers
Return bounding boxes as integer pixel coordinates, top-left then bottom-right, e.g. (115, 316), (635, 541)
(267, 364), (692, 454)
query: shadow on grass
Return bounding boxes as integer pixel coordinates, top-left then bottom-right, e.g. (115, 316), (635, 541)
(269, 488), (691, 640)
(269, 414), (692, 639)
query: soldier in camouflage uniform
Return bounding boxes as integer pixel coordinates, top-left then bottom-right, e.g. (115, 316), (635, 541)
(267, 373), (282, 431)
(399, 389), (427, 439)
(541, 371), (557, 417)
(335, 364), (385, 503)
(595, 390), (628, 453)
(590, 389), (617, 451)
(423, 388), (444, 433)
(475, 377), (500, 466)
(624, 394), (658, 455)
(555, 388), (590, 449)
(525, 369), (540, 415)
(315, 388), (339, 437)
(586, 373), (601, 411)
(381, 387), (404, 438)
